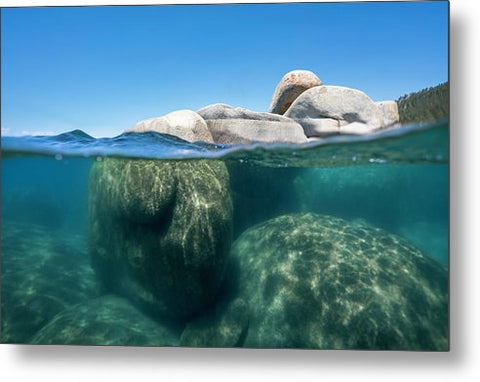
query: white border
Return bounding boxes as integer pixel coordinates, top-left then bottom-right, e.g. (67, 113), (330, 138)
(1, 1), (479, 381)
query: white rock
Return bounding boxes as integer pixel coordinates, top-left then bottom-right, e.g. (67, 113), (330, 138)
(299, 117), (340, 137)
(339, 122), (382, 135)
(128, 109), (214, 143)
(268, 70), (323, 115)
(376, 101), (400, 126)
(284, 85), (385, 137)
(197, 103), (307, 145)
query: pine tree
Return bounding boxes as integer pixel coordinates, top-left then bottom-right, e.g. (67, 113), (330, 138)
(396, 82), (449, 124)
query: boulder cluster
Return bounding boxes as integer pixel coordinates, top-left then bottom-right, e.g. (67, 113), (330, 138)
(218, 214), (447, 350)
(127, 70), (400, 144)
(85, 153), (447, 349)
(6, 71), (446, 350)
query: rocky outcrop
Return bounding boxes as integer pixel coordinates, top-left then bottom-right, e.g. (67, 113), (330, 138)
(227, 213), (448, 350)
(89, 158), (233, 320)
(268, 70), (323, 115)
(284, 86), (385, 137)
(376, 100), (400, 126)
(128, 109), (214, 143)
(123, 70), (410, 144)
(31, 295), (181, 346)
(197, 103), (307, 145)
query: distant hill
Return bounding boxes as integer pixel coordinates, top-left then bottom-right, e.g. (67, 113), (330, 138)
(396, 82), (449, 124)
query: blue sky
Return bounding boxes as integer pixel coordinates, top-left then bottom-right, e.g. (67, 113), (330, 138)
(1, 1), (448, 137)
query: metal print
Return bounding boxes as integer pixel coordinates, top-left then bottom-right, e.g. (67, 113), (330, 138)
(1, 1), (449, 350)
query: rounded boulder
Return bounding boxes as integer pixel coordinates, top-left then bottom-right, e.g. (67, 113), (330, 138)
(128, 109), (214, 143)
(89, 158), (233, 320)
(32, 295), (181, 346)
(376, 100), (400, 126)
(197, 103), (307, 145)
(268, 70), (323, 115)
(230, 213), (448, 350)
(285, 86), (385, 136)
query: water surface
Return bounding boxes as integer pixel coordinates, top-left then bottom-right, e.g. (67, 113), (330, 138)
(1, 120), (449, 348)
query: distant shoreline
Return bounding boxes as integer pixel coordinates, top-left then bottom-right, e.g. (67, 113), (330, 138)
(397, 82), (449, 124)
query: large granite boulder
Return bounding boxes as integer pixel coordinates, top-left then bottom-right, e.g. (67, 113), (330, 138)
(376, 100), (400, 126)
(268, 70), (323, 115)
(89, 158), (233, 320)
(31, 295), (181, 346)
(128, 109), (214, 143)
(179, 247), (249, 348)
(284, 86), (385, 137)
(294, 165), (448, 266)
(1, 223), (99, 343)
(197, 103), (307, 145)
(228, 213), (448, 350)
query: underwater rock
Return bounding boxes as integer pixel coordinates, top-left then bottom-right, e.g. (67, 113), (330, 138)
(293, 165), (448, 266)
(376, 100), (400, 126)
(268, 70), (323, 115)
(284, 86), (385, 136)
(31, 295), (181, 346)
(1, 223), (99, 343)
(229, 213), (448, 350)
(128, 109), (214, 143)
(179, 248), (249, 348)
(89, 158), (233, 320)
(180, 297), (249, 348)
(197, 103), (307, 144)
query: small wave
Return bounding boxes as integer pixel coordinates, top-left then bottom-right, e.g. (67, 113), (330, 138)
(1, 119), (448, 167)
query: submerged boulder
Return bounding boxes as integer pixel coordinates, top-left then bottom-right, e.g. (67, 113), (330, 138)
(1, 223), (99, 343)
(268, 70), (323, 115)
(180, 297), (249, 348)
(284, 86), (385, 137)
(31, 295), (181, 346)
(128, 109), (214, 143)
(376, 100), (400, 126)
(197, 103), (307, 145)
(293, 165), (448, 266)
(89, 158), (233, 320)
(228, 213), (448, 350)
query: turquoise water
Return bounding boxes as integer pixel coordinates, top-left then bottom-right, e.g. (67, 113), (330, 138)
(1, 120), (449, 349)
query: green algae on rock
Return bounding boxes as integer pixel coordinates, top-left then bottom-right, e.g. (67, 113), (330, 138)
(293, 165), (448, 266)
(1, 223), (99, 343)
(89, 158), (233, 321)
(180, 297), (249, 348)
(229, 213), (448, 350)
(31, 295), (181, 346)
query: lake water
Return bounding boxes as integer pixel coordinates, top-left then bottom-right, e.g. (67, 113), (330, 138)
(1, 120), (449, 349)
